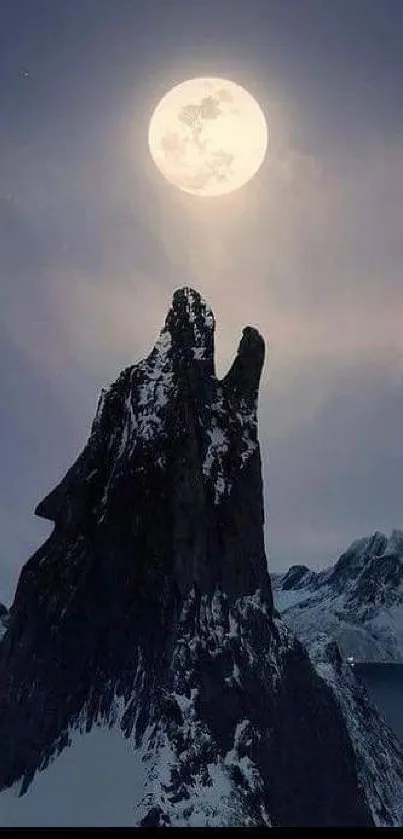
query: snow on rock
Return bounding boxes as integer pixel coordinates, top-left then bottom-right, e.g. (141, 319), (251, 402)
(0, 722), (148, 827)
(272, 529), (403, 662)
(0, 604), (8, 641)
(131, 588), (373, 827)
(306, 635), (403, 826)
(0, 288), (401, 827)
(0, 585), (380, 827)
(200, 392), (259, 505)
(202, 418), (230, 504)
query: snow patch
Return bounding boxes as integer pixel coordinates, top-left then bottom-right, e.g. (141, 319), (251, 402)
(0, 723), (147, 827)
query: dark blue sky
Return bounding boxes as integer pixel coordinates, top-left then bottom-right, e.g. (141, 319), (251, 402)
(1, 0), (403, 602)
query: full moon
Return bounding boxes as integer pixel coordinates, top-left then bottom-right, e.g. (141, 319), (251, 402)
(148, 77), (268, 197)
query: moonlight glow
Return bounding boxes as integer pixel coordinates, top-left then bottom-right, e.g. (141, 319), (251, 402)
(148, 77), (268, 197)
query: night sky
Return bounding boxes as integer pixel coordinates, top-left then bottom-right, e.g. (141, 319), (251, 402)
(1, 0), (403, 603)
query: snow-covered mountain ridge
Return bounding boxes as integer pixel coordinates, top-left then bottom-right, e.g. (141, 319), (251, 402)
(272, 530), (403, 662)
(0, 288), (402, 826)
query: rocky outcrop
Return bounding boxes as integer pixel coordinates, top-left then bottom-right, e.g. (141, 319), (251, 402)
(0, 288), (391, 826)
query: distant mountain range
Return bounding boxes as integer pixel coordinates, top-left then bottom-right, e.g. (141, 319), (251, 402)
(272, 530), (403, 663)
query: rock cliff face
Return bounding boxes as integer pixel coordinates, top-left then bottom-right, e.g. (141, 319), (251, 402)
(0, 287), (386, 826)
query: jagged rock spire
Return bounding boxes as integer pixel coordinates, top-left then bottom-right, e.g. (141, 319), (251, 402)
(0, 287), (271, 787)
(165, 286), (216, 377)
(222, 326), (265, 407)
(35, 286), (270, 604)
(0, 288), (382, 827)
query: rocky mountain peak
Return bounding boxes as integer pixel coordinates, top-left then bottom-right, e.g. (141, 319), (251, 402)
(34, 288), (269, 605)
(0, 288), (275, 792)
(165, 286), (215, 375)
(274, 525), (403, 664)
(323, 529), (403, 602)
(326, 531), (388, 589)
(0, 288), (390, 827)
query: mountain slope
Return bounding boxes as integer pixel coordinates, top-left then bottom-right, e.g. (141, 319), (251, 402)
(306, 636), (403, 826)
(0, 604), (8, 642)
(273, 530), (403, 662)
(0, 288), (401, 826)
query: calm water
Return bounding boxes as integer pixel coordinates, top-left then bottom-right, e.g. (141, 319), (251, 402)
(355, 663), (403, 743)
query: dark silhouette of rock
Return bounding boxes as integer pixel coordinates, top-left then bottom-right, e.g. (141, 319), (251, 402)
(0, 288), (375, 825)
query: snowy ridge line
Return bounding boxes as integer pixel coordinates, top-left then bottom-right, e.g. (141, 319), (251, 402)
(272, 528), (403, 662)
